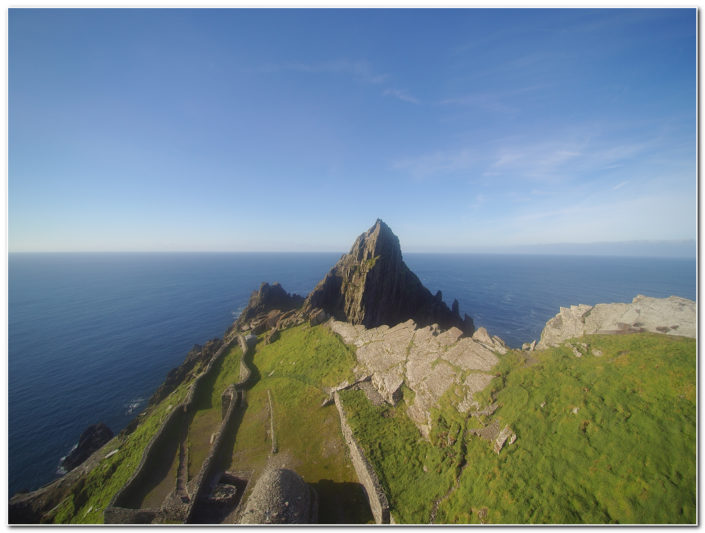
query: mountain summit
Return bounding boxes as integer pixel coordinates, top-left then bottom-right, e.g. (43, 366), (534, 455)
(305, 219), (474, 334)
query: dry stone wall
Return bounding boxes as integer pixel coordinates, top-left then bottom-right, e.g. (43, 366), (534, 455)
(185, 335), (256, 523)
(333, 391), (390, 524)
(185, 386), (241, 522)
(105, 337), (236, 523)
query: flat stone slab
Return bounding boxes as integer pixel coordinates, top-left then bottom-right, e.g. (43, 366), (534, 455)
(328, 320), (502, 438)
(441, 339), (499, 372)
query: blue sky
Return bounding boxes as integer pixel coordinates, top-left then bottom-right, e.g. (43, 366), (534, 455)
(9, 8), (696, 253)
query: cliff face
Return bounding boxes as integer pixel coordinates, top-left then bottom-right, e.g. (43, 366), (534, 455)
(305, 219), (474, 335)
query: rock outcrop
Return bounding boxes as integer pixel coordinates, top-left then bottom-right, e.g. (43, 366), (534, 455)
(472, 326), (509, 354)
(305, 219), (474, 335)
(329, 319), (501, 438)
(236, 283), (304, 327)
(59, 423), (114, 473)
(536, 294), (696, 349)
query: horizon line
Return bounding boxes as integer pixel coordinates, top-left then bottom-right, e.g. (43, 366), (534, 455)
(7, 238), (696, 256)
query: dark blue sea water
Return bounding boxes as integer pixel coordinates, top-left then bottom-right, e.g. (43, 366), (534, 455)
(8, 252), (695, 496)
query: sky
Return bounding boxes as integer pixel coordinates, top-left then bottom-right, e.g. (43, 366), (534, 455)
(8, 8), (696, 254)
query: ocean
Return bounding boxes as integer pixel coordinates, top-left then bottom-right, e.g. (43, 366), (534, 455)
(8, 252), (695, 496)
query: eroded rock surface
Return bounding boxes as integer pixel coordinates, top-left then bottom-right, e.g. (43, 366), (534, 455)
(329, 319), (502, 438)
(537, 294), (696, 349)
(305, 219), (474, 335)
(472, 326), (508, 354)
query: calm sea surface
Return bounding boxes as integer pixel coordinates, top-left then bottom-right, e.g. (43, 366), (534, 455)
(8, 252), (695, 495)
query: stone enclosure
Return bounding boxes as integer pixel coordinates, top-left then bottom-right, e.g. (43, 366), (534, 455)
(105, 334), (255, 524)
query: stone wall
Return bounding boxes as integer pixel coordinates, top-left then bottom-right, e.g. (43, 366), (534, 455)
(333, 392), (390, 524)
(105, 337), (235, 523)
(185, 335), (256, 523)
(107, 404), (187, 518)
(221, 384), (237, 420)
(184, 386), (241, 522)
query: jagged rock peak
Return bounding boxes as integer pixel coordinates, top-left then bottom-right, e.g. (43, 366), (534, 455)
(304, 219), (474, 335)
(348, 218), (402, 264)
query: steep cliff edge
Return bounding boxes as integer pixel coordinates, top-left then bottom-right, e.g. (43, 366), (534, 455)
(305, 219), (474, 335)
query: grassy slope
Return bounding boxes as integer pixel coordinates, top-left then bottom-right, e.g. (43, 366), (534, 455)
(228, 324), (373, 523)
(343, 333), (695, 524)
(48, 326), (695, 525)
(339, 387), (458, 523)
(440, 333), (696, 524)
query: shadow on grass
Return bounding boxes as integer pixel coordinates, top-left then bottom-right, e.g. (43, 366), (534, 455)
(310, 479), (373, 524)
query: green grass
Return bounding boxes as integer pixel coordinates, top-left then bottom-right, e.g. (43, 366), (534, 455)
(436, 333), (696, 524)
(339, 388), (457, 523)
(49, 324), (693, 525)
(49, 325), (361, 524)
(50, 380), (193, 524)
(228, 324), (372, 523)
(187, 345), (242, 477)
(254, 324), (358, 389)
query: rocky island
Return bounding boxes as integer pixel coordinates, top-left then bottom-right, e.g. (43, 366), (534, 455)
(9, 220), (696, 525)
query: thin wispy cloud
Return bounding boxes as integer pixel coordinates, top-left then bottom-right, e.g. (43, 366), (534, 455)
(440, 93), (515, 114)
(502, 190), (694, 244)
(253, 59), (388, 84)
(392, 148), (477, 179)
(485, 144), (584, 179)
(392, 130), (654, 185)
(439, 84), (549, 115)
(383, 88), (420, 104)
(613, 180), (629, 190)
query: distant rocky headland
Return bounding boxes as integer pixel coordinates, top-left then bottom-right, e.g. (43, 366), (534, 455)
(9, 220), (696, 525)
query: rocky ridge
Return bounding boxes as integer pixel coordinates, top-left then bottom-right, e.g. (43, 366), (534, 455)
(233, 282), (305, 334)
(536, 294), (696, 349)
